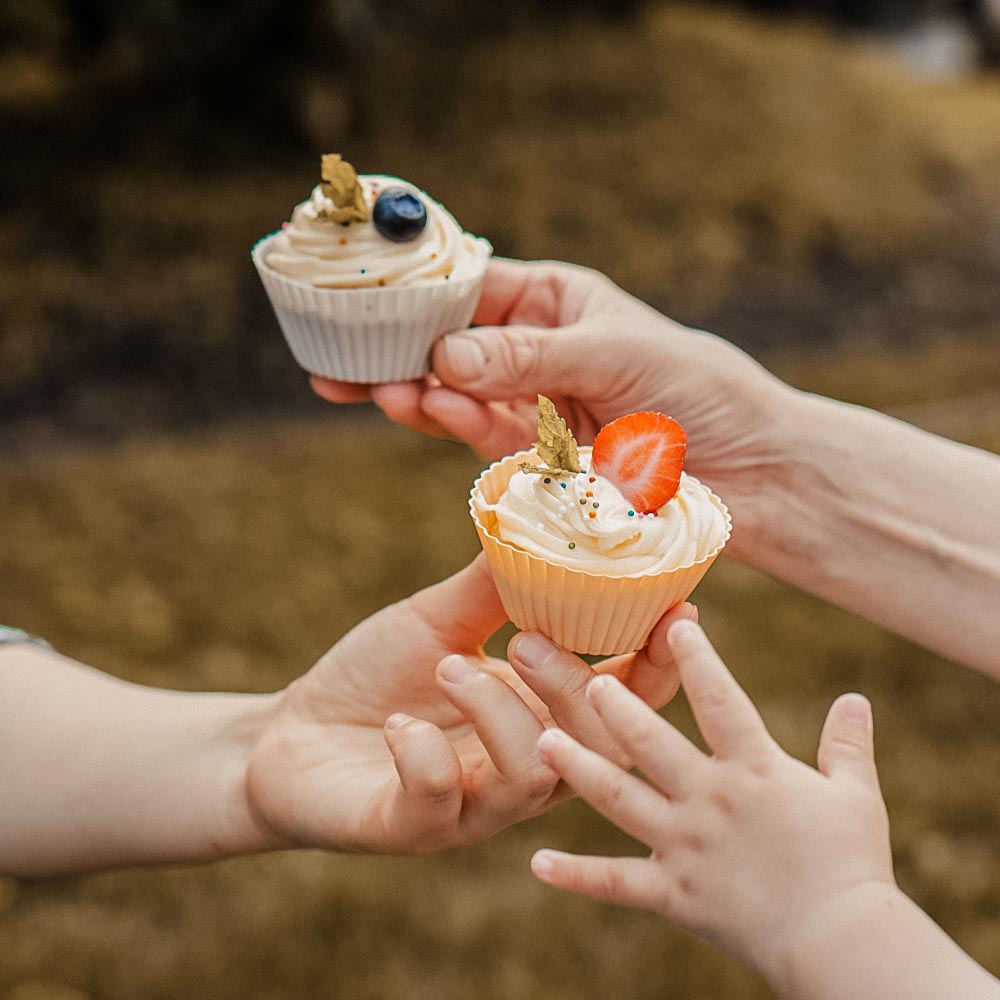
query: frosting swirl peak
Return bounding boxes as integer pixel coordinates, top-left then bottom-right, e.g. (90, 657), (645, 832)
(490, 447), (729, 576)
(264, 175), (490, 289)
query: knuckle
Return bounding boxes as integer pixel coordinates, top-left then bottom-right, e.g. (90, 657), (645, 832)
(591, 864), (629, 900)
(417, 769), (458, 807)
(521, 765), (558, 803)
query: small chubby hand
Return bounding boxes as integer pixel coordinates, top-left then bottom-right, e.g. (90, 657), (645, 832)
(529, 619), (895, 984)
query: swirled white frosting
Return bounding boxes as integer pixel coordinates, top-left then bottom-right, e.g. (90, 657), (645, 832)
(264, 175), (491, 288)
(490, 448), (729, 576)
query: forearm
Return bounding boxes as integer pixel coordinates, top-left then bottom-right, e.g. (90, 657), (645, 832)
(0, 645), (281, 877)
(774, 882), (1000, 1000)
(738, 389), (1000, 675)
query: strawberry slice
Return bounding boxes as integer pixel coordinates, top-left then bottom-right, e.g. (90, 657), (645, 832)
(591, 412), (687, 513)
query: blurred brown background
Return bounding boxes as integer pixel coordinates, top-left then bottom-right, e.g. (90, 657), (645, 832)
(2, 1), (1000, 997)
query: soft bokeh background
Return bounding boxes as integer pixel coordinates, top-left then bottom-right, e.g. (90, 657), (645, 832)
(2, 2), (1000, 997)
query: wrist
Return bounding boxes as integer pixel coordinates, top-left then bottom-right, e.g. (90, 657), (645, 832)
(769, 879), (906, 997)
(708, 376), (811, 567)
(205, 690), (288, 861)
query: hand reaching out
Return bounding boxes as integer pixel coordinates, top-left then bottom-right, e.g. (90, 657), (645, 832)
(245, 556), (694, 856)
(530, 619), (898, 991)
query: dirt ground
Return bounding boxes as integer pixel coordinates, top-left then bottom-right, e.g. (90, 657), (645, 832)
(2, 2), (1000, 998)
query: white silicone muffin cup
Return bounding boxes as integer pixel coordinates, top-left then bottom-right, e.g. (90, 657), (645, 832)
(252, 232), (490, 382)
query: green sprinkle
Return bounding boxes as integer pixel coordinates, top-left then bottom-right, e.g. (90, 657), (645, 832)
(593, 502), (600, 509)
(568, 542), (576, 549)
(579, 498), (586, 505)
(628, 510), (635, 517)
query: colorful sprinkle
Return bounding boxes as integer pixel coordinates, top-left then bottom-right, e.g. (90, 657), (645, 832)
(360, 268), (367, 275)
(585, 491), (593, 498)
(560, 483), (567, 489)
(568, 542), (576, 549)
(592, 502), (600, 509)
(589, 476), (596, 483)
(628, 510), (635, 517)
(579, 498), (586, 505)
(589, 511), (597, 519)
(543, 477), (551, 484)
(339, 237), (347, 245)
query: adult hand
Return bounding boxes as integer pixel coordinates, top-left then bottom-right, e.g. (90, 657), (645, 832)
(246, 555), (694, 855)
(311, 258), (793, 549)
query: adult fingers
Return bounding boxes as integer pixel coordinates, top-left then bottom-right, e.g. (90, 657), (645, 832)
(309, 376), (375, 404)
(420, 389), (536, 460)
(436, 655), (557, 808)
(817, 693), (880, 788)
(667, 620), (771, 760)
(382, 713), (462, 849)
(405, 554), (509, 651)
(370, 382), (455, 440)
(537, 728), (671, 847)
(530, 849), (661, 911)
(508, 632), (634, 764)
(584, 674), (702, 799)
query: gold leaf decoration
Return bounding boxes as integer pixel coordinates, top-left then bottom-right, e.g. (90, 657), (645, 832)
(318, 153), (369, 224)
(521, 395), (580, 476)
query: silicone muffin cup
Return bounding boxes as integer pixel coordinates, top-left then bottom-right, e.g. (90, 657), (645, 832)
(470, 450), (731, 656)
(252, 232), (490, 383)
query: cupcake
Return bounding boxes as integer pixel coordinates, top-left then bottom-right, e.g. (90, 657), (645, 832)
(470, 397), (731, 655)
(252, 154), (492, 382)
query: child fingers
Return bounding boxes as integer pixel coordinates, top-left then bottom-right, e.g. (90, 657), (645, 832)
(538, 728), (671, 847)
(383, 714), (463, 845)
(437, 656), (557, 805)
(667, 620), (771, 759)
(603, 602), (696, 709)
(530, 849), (661, 910)
(817, 693), (879, 786)
(584, 674), (702, 798)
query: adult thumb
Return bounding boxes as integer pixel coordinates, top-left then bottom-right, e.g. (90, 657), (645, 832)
(405, 553), (509, 650)
(816, 693), (879, 786)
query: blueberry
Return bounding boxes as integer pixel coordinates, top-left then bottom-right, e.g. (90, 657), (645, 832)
(372, 187), (428, 242)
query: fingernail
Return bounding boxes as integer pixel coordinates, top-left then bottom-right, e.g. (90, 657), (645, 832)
(586, 674), (614, 700)
(537, 727), (566, 753)
(667, 618), (699, 648)
(385, 712), (414, 730)
(531, 850), (554, 879)
(439, 334), (486, 381)
(838, 693), (872, 731)
(511, 632), (556, 670)
(438, 654), (479, 684)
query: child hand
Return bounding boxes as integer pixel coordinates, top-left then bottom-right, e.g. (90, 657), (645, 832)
(530, 619), (895, 988)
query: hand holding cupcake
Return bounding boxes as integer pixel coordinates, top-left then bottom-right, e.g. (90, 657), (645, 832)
(471, 397), (730, 655)
(253, 154), (491, 382)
